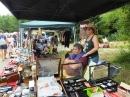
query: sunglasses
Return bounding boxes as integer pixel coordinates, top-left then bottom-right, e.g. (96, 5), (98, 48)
(84, 27), (94, 32)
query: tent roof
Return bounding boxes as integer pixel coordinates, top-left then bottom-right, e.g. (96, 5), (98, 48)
(1, 0), (129, 22)
(20, 21), (75, 28)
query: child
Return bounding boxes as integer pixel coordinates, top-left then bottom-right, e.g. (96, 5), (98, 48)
(43, 41), (50, 54)
(8, 42), (13, 56)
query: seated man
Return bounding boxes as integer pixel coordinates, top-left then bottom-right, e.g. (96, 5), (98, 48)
(35, 42), (44, 57)
(42, 40), (49, 54)
(64, 43), (87, 78)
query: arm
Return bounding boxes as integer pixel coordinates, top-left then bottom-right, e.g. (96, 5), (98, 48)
(6, 36), (9, 44)
(64, 57), (82, 69)
(64, 57), (76, 64)
(69, 63), (81, 69)
(70, 57), (87, 69)
(11, 44), (13, 48)
(82, 35), (99, 57)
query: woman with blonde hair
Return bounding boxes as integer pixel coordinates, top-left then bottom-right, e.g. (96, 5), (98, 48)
(0, 30), (8, 61)
(82, 23), (99, 65)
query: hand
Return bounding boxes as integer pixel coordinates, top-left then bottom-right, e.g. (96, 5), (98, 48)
(69, 60), (76, 63)
(82, 54), (87, 57)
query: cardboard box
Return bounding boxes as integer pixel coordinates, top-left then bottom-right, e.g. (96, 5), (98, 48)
(118, 82), (130, 97)
(109, 42), (114, 48)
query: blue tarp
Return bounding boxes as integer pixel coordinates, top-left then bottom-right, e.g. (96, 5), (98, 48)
(41, 35), (50, 39)
(20, 21), (75, 28)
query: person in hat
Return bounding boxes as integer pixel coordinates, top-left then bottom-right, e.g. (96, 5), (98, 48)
(82, 23), (99, 65)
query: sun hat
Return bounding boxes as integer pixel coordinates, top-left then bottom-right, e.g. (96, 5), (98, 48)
(83, 23), (97, 34)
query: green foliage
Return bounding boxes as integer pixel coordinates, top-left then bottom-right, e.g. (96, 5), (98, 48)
(89, 3), (130, 42)
(46, 32), (54, 36)
(107, 33), (118, 41)
(98, 35), (103, 43)
(0, 15), (29, 32)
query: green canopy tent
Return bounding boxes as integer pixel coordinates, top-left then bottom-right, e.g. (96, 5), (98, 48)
(20, 21), (75, 28)
(19, 21), (76, 46)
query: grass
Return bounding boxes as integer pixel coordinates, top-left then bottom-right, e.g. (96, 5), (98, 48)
(56, 50), (67, 63)
(99, 48), (130, 84)
(56, 42), (130, 84)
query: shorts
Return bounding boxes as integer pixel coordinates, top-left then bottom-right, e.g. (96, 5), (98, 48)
(0, 44), (7, 49)
(88, 55), (99, 65)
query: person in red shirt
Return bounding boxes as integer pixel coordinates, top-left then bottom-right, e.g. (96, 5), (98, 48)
(64, 43), (87, 77)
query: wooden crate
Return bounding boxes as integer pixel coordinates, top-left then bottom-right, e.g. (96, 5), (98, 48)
(92, 65), (108, 80)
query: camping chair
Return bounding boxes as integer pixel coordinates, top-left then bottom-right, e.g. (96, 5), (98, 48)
(61, 60), (88, 77)
(83, 65), (88, 75)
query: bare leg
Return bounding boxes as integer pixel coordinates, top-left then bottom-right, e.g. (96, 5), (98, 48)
(10, 52), (12, 56)
(4, 49), (7, 59)
(0, 50), (4, 61)
(0, 50), (1, 56)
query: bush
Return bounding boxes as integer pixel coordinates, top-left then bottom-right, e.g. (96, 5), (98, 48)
(98, 35), (104, 43)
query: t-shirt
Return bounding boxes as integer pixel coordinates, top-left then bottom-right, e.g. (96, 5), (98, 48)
(0, 34), (7, 45)
(38, 45), (44, 50)
(8, 37), (14, 46)
(65, 56), (87, 76)
(0, 34), (6, 40)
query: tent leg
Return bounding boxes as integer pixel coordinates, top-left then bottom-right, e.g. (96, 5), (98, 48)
(72, 27), (76, 44)
(19, 28), (24, 47)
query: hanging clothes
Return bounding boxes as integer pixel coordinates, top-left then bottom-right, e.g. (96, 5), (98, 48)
(60, 31), (65, 45)
(63, 30), (71, 48)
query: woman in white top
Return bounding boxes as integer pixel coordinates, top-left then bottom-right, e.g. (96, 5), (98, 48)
(9, 35), (14, 47)
(7, 41), (13, 56)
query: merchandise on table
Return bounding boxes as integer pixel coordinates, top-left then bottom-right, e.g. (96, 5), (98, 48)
(89, 63), (119, 93)
(61, 62), (89, 97)
(37, 76), (64, 97)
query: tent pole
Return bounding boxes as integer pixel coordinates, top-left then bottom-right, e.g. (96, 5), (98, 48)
(19, 28), (24, 47)
(18, 28), (20, 48)
(73, 27), (76, 44)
